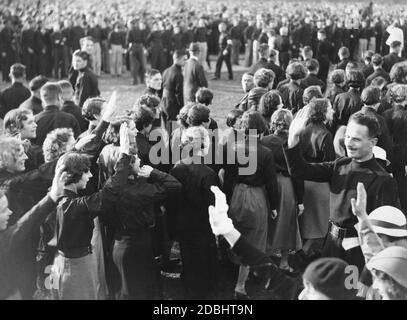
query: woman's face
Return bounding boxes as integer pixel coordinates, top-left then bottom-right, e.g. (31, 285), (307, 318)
(72, 55), (87, 71)
(0, 195), (12, 231)
(8, 145), (28, 173)
(147, 74), (162, 90)
(20, 113), (37, 140)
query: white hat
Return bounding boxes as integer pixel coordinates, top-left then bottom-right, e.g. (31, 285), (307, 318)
(373, 146), (390, 166)
(369, 206), (407, 238)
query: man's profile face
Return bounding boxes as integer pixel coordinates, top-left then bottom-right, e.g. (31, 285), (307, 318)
(242, 74), (255, 93)
(344, 121), (376, 161)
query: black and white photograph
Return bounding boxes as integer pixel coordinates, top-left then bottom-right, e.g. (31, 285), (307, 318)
(1, 0), (407, 303)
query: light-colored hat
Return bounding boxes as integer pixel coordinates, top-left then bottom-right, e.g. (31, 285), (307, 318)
(369, 206), (407, 238)
(373, 146), (390, 166)
(367, 246), (407, 288)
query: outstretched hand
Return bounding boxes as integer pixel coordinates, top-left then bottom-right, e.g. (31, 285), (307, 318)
(288, 106), (309, 148)
(208, 186), (234, 236)
(49, 164), (67, 202)
(102, 91), (118, 123)
(119, 122), (130, 155)
(351, 182), (368, 221)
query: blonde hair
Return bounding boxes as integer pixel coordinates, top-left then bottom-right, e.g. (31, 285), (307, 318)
(0, 137), (24, 171)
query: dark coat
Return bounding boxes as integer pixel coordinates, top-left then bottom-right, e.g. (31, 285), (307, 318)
(0, 82), (31, 118)
(365, 67), (390, 86)
(161, 64), (184, 121)
(19, 96), (43, 115)
(383, 52), (404, 73)
(61, 100), (88, 133)
(69, 67), (100, 108)
(325, 84), (346, 105)
(278, 81), (304, 114)
(248, 57), (273, 75)
(34, 105), (81, 145)
(300, 73), (326, 93)
(332, 88), (362, 128)
(183, 58), (208, 103)
(284, 144), (400, 228)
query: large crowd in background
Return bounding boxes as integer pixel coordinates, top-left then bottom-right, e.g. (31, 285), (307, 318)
(1, 0), (407, 301)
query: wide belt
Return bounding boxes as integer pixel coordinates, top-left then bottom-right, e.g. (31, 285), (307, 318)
(58, 246), (92, 259)
(328, 221), (357, 240)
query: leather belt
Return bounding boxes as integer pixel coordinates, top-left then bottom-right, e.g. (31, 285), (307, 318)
(329, 221), (357, 240)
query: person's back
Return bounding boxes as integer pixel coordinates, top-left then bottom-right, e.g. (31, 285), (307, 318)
(0, 64), (31, 119)
(183, 46), (207, 102)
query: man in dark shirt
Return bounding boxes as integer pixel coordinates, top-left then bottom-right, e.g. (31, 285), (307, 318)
(34, 83), (80, 145)
(213, 23), (233, 81)
(0, 19), (16, 83)
(126, 20), (147, 85)
(365, 54), (391, 86)
(19, 75), (49, 116)
(335, 46), (351, 71)
(230, 18), (243, 66)
(300, 59), (326, 93)
(315, 30), (331, 83)
(87, 19), (103, 76)
(284, 110), (399, 273)
(70, 18), (85, 51)
(59, 80), (88, 133)
(0, 64), (31, 119)
(268, 49), (285, 89)
(161, 50), (187, 133)
(243, 18), (255, 67)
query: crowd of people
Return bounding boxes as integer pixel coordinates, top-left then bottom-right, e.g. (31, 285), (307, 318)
(1, 0), (407, 301)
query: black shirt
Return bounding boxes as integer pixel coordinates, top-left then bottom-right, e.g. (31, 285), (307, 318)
(0, 82), (31, 119)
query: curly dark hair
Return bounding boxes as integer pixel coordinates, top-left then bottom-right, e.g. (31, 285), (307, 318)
(307, 98), (330, 124)
(133, 105), (155, 131)
(59, 152), (91, 185)
(240, 110), (267, 135)
(258, 90), (282, 119)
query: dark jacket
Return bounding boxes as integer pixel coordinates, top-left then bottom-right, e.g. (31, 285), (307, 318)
(383, 52), (404, 73)
(34, 105), (81, 145)
(0, 82), (31, 118)
(183, 58), (208, 103)
(279, 81), (304, 114)
(300, 73), (326, 93)
(248, 57), (273, 75)
(333, 88), (363, 128)
(335, 58), (350, 71)
(0, 195), (56, 299)
(113, 169), (181, 236)
(365, 67), (390, 87)
(55, 154), (130, 252)
(325, 84), (346, 105)
(61, 100), (88, 132)
(69, 67), (100, 108)
(284, 144), (400, 228)
(19, 96), (43, 115)
(162, 64), (184, 120)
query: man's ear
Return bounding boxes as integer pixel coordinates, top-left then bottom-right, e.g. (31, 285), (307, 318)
(371, 137), (378, 146)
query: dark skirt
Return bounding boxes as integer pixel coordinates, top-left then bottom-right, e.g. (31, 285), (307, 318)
(229, 183), (269, 255)
(267, 173), (302, 254)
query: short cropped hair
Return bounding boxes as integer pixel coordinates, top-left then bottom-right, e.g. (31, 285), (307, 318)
(372, 54), (383, 66)
(347, 70), (365, 89)
(338, 47), (350, 59)
(145, 69), (161, 80)
(29, 75), (48, 91)
(3, 109), (33, 137)
(348, 111), (380, 139)
(58, 80), (74, 92)
(40, 82), (62, 102)
(196, 88), (214, 106)
(10, 63), (26, 79)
